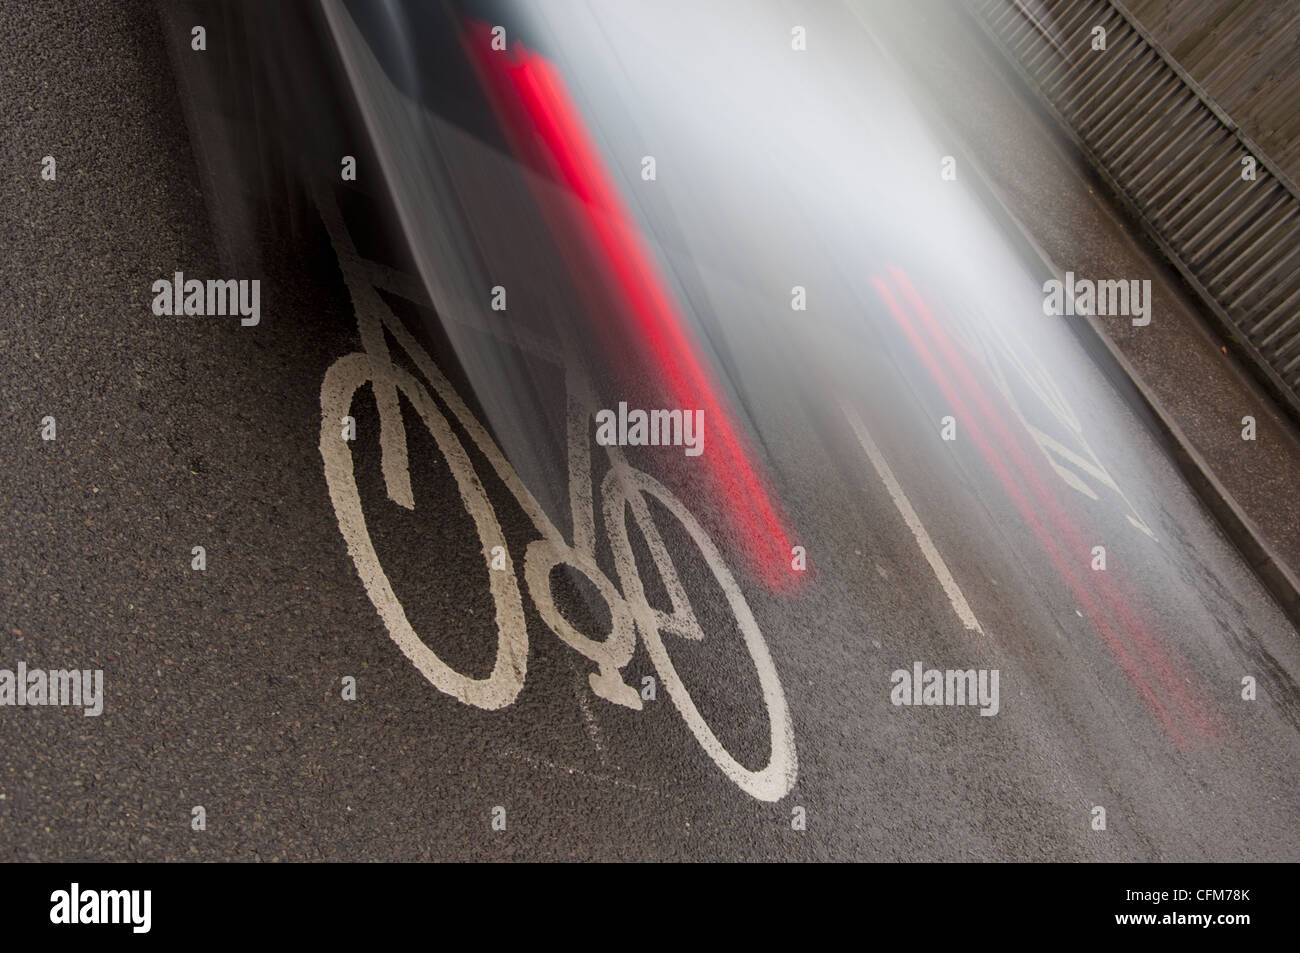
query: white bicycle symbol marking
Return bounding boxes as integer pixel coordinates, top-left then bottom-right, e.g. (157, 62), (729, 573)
(315, 188), (797, 801)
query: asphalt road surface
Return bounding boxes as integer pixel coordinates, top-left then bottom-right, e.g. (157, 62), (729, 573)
(2, 0), (1298, 861)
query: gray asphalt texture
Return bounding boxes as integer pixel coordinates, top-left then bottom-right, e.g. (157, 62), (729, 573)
(1, 0), (1298, 861)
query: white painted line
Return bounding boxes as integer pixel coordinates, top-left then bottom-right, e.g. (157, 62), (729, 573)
(843, 403), (984, 634)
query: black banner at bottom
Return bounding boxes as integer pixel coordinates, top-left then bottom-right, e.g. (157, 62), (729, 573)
(0, 861), (1281, 941)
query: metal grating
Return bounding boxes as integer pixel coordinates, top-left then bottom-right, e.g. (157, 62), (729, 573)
(971, 0), (1300, 416)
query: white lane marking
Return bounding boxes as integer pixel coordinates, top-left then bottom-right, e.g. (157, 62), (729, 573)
(843, 403), (984, 634)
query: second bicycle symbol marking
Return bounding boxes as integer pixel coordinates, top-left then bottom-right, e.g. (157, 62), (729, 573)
(314, 186), (797, 802)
